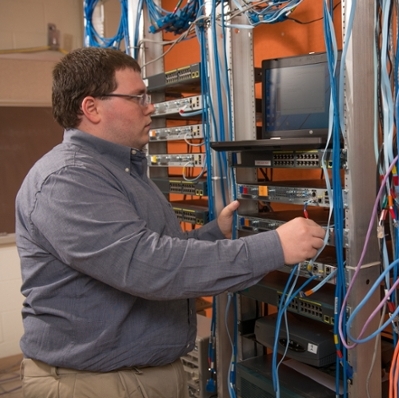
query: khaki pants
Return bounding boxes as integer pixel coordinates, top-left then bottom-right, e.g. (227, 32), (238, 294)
(21, 358), (189, 398)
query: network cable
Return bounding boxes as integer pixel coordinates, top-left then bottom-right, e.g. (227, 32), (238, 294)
(323, 0), (354, 393)
(272, 267), (317, 398)
(338, 154), (398, 343)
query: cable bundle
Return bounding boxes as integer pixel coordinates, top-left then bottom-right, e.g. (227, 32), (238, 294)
(84, 0), (130, 51)
(336, 1), (399, 397)
(321, 0), (352, 394)
(230, 0), (304, 26)
(145, 0), (201, 35)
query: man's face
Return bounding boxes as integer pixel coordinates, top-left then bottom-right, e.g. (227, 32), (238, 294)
(99, 69), (154, 149)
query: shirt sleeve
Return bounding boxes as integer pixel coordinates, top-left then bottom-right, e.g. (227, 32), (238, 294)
(28, 165), (285, 300)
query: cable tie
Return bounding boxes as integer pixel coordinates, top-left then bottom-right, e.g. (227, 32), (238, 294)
(377, 225), (384, 239)
(389, 208), (398, 227)
(387, 301), (395, 313)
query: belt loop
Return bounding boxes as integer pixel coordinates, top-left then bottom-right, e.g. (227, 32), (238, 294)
(50, 366), (60, 379)
(20, 360), (24, 381)
(132, 367), (143, 375)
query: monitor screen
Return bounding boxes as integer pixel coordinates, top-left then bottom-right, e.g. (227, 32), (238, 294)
(262, 52), (340, 139)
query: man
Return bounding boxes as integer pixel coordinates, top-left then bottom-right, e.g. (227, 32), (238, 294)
(16, 47), (325, 398)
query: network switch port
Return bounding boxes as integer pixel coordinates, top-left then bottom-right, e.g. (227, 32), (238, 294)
(149, 124), (203, 141)
(171, 199), (209, 225)
(166, 67), (197, 83)
(273, 149), (341, 168)
(278, 293), (324, 322)
(181, 183), (198, 195)
(170, 181), (196, 195)
(273, 160), (296, 167)
(152, 176), (208, 196)
(171, 182), (197, 195)
(182, 211), (197, 224)
(164, 67), (192, 84)
(277, 150), (321, 167)
(151, 177), (208, 196)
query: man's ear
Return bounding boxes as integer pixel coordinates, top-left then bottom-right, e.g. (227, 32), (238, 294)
(81, 96), (101, 124)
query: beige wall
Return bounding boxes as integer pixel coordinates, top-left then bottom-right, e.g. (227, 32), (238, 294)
(0, 0), (83, 53)
(0, 0), (85, 359)
(0, 57), (59, 107)
(0, 244), (24, 358)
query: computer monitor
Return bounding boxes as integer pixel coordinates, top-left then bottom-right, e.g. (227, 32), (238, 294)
(262, 51), (341, 139)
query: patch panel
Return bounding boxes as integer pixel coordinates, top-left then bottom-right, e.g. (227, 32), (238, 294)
(171, 199), (209, 225)
(230, 149), (346, 169)
(149, 124), (203, 141)
(153, 95), (202, 116)
(237, 210), (349, 247)
(152, 177), (208, 196)
(149, 153), (205, 167)
(237, 179), (332, 207)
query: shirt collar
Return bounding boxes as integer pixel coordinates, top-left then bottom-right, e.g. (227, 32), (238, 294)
(63, 128), (146, 171)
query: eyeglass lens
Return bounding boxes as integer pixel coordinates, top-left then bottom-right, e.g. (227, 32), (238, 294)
(142, 93), (151, 106)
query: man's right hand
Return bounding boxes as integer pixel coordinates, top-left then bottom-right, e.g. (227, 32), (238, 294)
(275, 217), (326, 265)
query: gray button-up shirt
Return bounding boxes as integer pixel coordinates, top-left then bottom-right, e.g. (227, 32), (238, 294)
(15, 128), (284, 371)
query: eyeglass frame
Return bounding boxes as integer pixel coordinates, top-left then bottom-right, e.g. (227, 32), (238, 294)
(100, 93), (152, 107)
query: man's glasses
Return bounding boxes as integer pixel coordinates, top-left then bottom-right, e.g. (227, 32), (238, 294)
(101, 93), (152, 107)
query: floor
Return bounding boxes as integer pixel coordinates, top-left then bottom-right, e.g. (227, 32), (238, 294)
(0, 354), (23, 398)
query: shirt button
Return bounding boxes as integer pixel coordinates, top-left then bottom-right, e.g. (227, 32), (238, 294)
(125, 168), (130, 172)
(131, 149), (137, 155)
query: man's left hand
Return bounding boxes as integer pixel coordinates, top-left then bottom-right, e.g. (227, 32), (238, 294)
(217, 200), (240, 239)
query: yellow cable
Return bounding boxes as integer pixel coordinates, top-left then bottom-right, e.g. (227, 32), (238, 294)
(58, 48), (69, 55)
(0, 46), (51, 54)
(0, 45), (70, 56)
